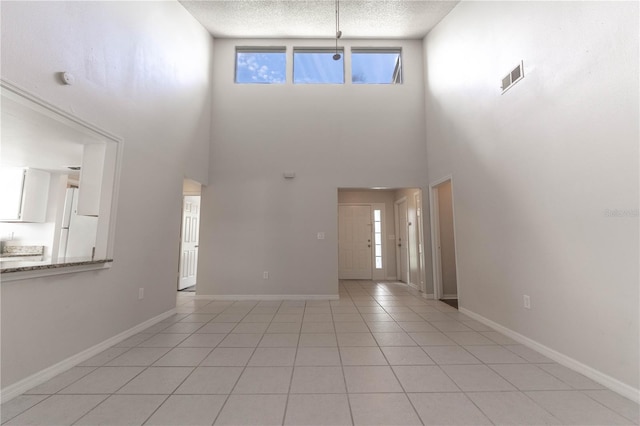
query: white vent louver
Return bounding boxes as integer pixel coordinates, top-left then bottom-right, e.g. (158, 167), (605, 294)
(501, 61), (524, 94)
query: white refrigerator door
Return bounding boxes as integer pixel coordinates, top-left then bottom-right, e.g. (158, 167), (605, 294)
(64, 188), (99, 259)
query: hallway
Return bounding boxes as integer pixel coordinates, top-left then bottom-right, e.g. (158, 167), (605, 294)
(2, 281), (637, 425)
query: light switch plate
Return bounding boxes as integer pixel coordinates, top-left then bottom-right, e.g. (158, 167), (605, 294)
(317, 232), (325, 240)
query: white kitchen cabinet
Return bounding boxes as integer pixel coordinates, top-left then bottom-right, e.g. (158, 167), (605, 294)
(0, 168), (50, 222)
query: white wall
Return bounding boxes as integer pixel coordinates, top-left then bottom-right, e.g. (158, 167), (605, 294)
(198, 39), (428, 297)
(424, 1), (638, 391)
(1, 1), (213, 388)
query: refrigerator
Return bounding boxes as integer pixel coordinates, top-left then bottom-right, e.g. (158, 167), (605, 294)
(58, 188), (99, 260)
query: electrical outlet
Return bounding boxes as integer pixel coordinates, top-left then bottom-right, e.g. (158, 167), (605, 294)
(263, 271), (269, 280)
(317, 232), (325, 240)
(138, 288), (144, 300)
(523, 295), (531, 309)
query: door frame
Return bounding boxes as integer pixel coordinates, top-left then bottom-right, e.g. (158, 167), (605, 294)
(414, 190), (426, 293)
(429, 175), (460, 301)
(338, 203), (386, 280)
(394, 197), (410, 285)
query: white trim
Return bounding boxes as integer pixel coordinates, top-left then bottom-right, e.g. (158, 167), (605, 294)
(441, 294), (458, 300)
(394, 197), (410, 285)
(0, 308), (177, 403)
(195, 294), (339, 301)
(459, 307), (640, 404)
(385, 275), (397, 281)
(422, 293), (435, 299)
(413, 191), (426, 294)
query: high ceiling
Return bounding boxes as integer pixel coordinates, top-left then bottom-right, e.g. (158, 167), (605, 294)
(179, 1), (459, 39)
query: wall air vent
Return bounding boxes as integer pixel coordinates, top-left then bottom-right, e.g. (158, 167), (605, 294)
(67, 166), (81, 171)
(501, 61), (524, 94)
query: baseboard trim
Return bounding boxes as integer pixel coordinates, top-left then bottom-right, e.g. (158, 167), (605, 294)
(441, 294), (458, 300)
(0, 308), (177, 404)
(422, 293), (435, 300)
(385, 276), (398, 281)
(195, 294), (340, 301)
(459, 307), (640, 403)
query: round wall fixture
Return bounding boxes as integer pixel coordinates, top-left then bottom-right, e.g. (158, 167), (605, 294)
(62, 72), (75, 85)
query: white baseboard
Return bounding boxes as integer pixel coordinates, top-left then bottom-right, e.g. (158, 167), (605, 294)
(0, 308), (176, 404)
(195, 294), (339, 301)
(385, 276), (398, 281)
(422, 293), (435, 300)
(441, 294), (458, 300)
(459, 307), (640, 404)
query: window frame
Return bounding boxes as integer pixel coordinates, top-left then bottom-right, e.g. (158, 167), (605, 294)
(350, 47), (403, 85)
(235, 46), (287, 84)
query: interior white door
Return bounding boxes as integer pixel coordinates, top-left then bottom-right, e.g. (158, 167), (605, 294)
(397, 200), (410, 283)
(339, 205), (373, 279)
(178, 195), (200, 290)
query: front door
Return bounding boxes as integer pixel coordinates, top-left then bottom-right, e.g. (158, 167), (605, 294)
(178, 195), (200, 290)
(338, 205), (373, 279)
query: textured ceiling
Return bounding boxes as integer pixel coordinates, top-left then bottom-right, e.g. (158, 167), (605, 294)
(179, 1), (459, 39)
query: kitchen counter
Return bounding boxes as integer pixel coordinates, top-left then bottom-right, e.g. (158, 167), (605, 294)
(1, 257), (113, 275)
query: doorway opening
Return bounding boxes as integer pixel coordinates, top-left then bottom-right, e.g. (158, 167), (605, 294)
(338, 188), (426, 292)
(429, 177), (459, 308)
(178, 178), (202, 292)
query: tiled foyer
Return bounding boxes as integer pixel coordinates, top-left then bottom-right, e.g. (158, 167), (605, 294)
(2, 281), (638, 425)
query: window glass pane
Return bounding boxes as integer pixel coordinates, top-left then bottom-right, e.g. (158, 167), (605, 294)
(374, 210), (381, 221)
(375, 245), (382, 256)
(352, 50), (402, 84)
(374, 222), (381, 233)
(294, 50), (344, 84)
(374, 234), (382, 244)
(375, 257), (382, 269)
(236, 49), (286, 84)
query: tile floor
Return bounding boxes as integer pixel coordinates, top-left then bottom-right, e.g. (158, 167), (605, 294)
(2, 281), (638, 425)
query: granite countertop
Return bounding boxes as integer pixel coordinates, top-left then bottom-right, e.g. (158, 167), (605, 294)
(1, 245), (44, 258)
(1, 257), (113, 274)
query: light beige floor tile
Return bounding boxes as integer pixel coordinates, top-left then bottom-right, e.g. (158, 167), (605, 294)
(343, 366), (403, 393)
(380, 346), (434, 365)
(430, 321), (473, 332)
(59, 366), (144, 394)
(266, 322), (302, 333)
(537, 364), (606, 389)
(174, 366), (243, 394)
(441, 364), (517, 391)
(467, 391), (561, 425)
(408, 392), (493, 425)
(526, 390), (632, 425)
(444, 331), (495, 345)
(301, 321), (335, 333)
(116, 366), (193, 394)
(397, 321), (438, 332)
(490, 364), (573, 390)
(75, 395), (165, 426)
(214, 394), (287, 425)
(218, 333), (263, 347)
(332, 313), (363, 322)
(393, 365), (459, 392)
(196, 323), (235, 333)
(461, 319), (494, 331)
(242, 313), (274, 323)
(349, 393), (421, 425)
(160, 322), (205, 333)
(1, 395), (48, 424)
(144, 395), (226, 426)
(114, 333), (153, 347)
(334, 321), (369, 333)
(284, 394), (352, 426)
(153, 347), (212, 366)
(138, 333), (190, 347)
(233, 367), (292, 394)
(481, 331), (519, 345)
(505, 345), (555, 363)
(200, 347), (254, 366)
(340, 347), (388, 365)
(361, 313), (394, 322)
(211, 314), (245, 322)
(258, 333), (299, 347)
(248, 347), (296, 366)
(299, 333), (338, 347)
(290, 366), (346, 393)
(5, 395), (107, 426)
(295, 347), (342, 366)
(78, 347), (129, 367)
(584, 390), (640, 423)
(106, 347), (171, 366)
(464, 345), (528, 363)
(179, 313), (217, 323)
(366, 321), (405, 333)
(389, 313), (424, 322)
(336, 332), (377, 347)
(178, 333), (226, 348)
(273, 313), (303, 323)
(25, 367), (96, 394)
(231, 322), (269, 334)
(409, 332), (456, 346)
(422, 345), (481, 365)
(373, 332), (417, 347)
